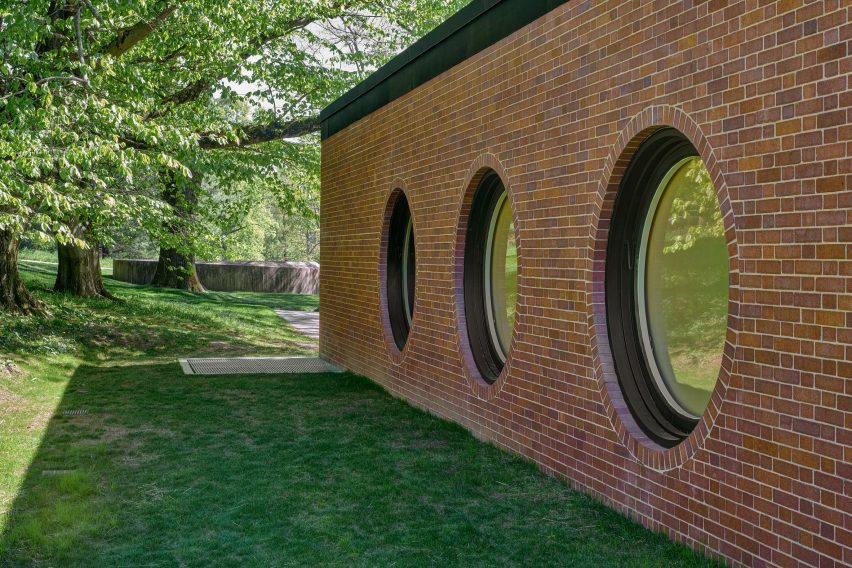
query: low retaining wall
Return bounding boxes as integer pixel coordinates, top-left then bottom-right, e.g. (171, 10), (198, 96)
(112, 259), (319, 294)
(113, 259), (158, 285)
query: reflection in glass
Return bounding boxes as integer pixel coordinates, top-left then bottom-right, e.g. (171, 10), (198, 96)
(402, 220), (415, 325)
(638, 157), (727, 417)
(487, 194), (517, 360)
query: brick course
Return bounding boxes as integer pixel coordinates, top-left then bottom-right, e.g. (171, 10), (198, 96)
(320, 1), (850, 566)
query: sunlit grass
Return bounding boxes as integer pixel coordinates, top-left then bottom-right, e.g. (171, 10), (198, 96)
(0, 265), (318, 560)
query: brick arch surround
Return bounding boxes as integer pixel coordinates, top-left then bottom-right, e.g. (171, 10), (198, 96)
(452, 153), (523, 401)
(587, 105), (741, 472)
(378, 180), (418, 365)
(319, 1), (851, 565)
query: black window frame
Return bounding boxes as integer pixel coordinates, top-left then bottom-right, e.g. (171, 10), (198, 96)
(463, 170), (513, 384)
(387, 193), (415, 350)
(605, 128), (724, 448)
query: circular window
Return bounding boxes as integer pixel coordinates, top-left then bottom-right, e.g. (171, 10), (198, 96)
(386, 192), (415, 350)
(464, 170), (517, 383)
(606, 129), (728, 447)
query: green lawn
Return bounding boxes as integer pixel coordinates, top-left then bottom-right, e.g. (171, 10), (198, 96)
(0, 265), (716, 566)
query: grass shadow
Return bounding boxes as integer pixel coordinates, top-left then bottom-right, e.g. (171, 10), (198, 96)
(0, 362), (718, 567)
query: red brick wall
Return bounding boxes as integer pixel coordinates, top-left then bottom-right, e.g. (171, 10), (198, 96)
(319, 1), (851, 565)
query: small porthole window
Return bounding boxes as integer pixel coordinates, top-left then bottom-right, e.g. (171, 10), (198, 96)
(606, 129), (728, 447)
(387, 192), (415, 350)
(464, 170), (517, 383)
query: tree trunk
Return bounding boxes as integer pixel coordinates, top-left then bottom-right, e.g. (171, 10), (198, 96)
(151, 247), (204, 291)
(151, 172), (205, 292)
(54, 238), (113, 298)
(0, 230), (46, 315)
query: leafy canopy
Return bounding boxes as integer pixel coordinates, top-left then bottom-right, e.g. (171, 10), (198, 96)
(1, 0), (467, 250)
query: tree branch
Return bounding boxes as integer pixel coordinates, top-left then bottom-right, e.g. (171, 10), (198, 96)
(198, 115), (320, 149)
(74, 5), (89, 84)
(150, 78), (211, 117)
(147, 16), (314, 120)
(113, 115), (320, 152)
(102, 4), (175, 58)
(83, 0), (106, 26)
(0, 76), (87, 102)
(133, 44), (187, 64)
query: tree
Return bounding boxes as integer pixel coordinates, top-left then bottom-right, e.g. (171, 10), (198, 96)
(0, 228), (42, 315)
(1, 1), (194, 310)
(208, 143), (321, 263)
(150, 170), (205, 290)
(54, 221), (113, 298)
(0, 0), (468, 308)
(134, 0), (468, 290)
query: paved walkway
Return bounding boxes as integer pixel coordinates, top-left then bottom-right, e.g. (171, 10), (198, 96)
(275, 309), (320, 340)
(19, 259), (112, 271)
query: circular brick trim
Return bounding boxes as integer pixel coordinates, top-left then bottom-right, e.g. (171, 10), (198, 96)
(587, 105), (741, 471)
(378, 180), (417, 365)
(452, 153), (523, 400)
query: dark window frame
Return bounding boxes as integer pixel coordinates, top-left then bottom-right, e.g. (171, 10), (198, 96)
(463, 170), (512, 383)
(387, 193), (415, 350)
(606, 128), (724, 447)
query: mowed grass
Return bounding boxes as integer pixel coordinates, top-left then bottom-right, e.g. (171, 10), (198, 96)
(0, 265), (716, 566)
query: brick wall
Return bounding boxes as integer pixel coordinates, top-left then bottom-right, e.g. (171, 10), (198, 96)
(319, 1), (850, 565)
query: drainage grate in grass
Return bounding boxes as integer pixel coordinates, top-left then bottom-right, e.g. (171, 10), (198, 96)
(41, 470), (74, 476)
(179, 357), (343, 375)
(62, 409), (89, 416)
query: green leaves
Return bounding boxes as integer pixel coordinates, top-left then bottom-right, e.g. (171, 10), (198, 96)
(1, 0), (465, 258)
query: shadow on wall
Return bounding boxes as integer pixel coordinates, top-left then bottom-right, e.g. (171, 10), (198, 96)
(0, 363), (717, 566)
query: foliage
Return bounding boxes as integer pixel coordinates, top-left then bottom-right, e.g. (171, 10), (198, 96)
(663, 158), (725, 254)
(200, 139), (320, 261)
(0, 0), (468, 264)
(261, 204), (320, 262)
(211, 197), (320, 262)
(208, 159), (320, 262)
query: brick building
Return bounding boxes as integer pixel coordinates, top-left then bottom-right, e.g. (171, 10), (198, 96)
(319, 1), (850, 565)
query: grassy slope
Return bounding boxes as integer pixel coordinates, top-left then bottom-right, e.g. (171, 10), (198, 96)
(0, 265), (715, 566)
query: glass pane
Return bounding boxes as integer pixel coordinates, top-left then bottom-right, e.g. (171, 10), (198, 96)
(489, 196), (517, 357)
(403, 221), (415, 324)
(642, 157), (727, 417)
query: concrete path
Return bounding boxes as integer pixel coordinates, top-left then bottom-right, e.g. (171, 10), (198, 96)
(275, 309), (320, 340)
(19, 259), (112, 272)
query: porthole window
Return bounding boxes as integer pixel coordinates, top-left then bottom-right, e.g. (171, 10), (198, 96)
(606, 129), (728, 447)
(464, 170), (517, 383)
(387, 192), (415, 350)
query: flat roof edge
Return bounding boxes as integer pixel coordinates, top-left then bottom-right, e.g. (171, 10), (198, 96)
(320, 0), (571, 140)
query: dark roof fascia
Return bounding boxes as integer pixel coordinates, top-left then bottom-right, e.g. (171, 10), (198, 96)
(320, 0), (571, 140)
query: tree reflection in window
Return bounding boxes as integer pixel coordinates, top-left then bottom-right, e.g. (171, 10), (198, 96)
(639, 157), (727, 417)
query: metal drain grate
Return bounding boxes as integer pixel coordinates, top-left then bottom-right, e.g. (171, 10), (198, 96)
(62, 409), (89, 416)
(179, 357), (342, 375)
(42, 470), (74, 476)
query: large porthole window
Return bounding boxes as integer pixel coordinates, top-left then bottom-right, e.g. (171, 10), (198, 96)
(464, 170), (517, 383)
(606, 129), (728, 447)
(387, 192), (415, 351)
